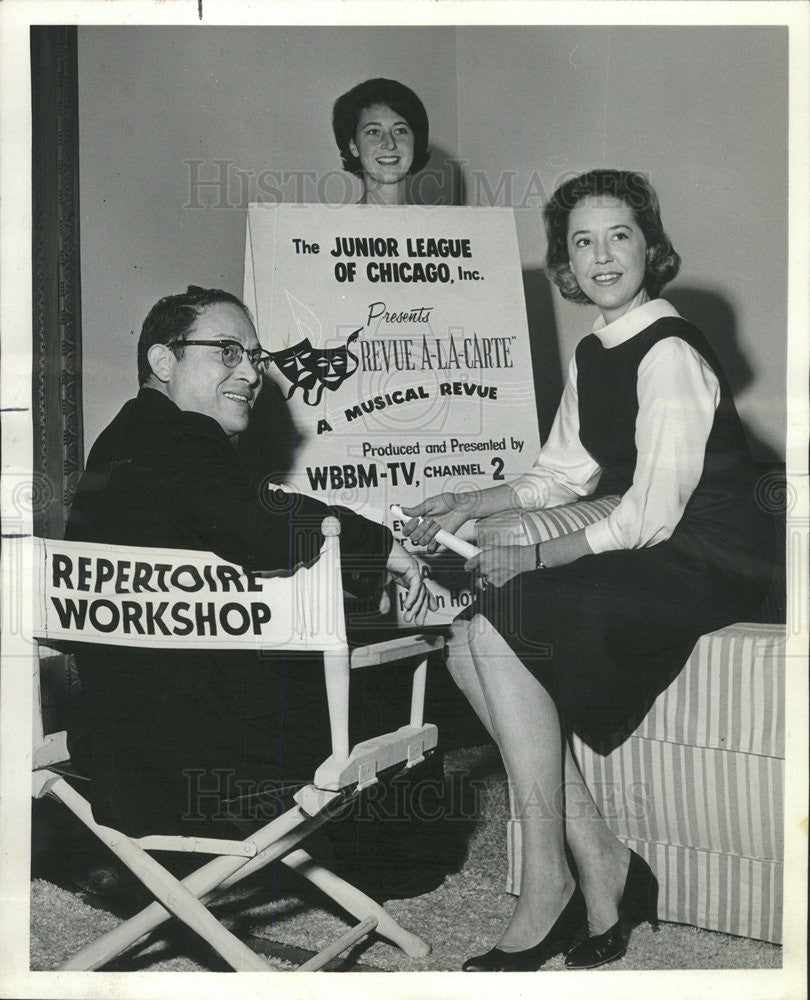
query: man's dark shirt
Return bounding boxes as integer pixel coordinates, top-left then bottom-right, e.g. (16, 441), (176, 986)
(66, 387), (393, 835)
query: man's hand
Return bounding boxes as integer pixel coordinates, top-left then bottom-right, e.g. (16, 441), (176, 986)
(383, 540), (437, 622)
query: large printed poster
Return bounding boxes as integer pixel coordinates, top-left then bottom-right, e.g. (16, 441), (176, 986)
(244, 204), (541, 619)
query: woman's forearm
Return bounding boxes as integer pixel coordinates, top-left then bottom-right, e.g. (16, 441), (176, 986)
(452, 489), (594, 569)
(536, 527), (593, 568)
(451, 483), (526, 521)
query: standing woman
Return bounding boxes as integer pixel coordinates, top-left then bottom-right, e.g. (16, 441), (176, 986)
(332, 78), (430, 205)
(403, 170), (773, 970)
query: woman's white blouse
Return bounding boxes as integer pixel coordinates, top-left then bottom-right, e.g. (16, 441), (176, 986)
(509, 299), (721, 554)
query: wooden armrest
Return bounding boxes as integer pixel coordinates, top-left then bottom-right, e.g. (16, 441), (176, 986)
(296, 722), (440, 814)
(33, 730), (69, 770)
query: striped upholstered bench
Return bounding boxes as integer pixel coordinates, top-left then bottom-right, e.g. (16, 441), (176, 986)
(476, 499), (785, 943)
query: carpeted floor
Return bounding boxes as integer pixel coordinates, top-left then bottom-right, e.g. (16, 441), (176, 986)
(30, 746), (782, 973)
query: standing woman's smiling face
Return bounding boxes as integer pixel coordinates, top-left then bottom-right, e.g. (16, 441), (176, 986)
(349, 104), (415, 188)
(567, 195), (649, 322)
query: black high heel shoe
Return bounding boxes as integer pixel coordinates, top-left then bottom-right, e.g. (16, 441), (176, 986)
(564, 849), (659, 970)
(462, 884), (587, 972)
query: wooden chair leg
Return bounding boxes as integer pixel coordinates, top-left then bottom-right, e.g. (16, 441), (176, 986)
(47, 775), (271, 972)
(55, 780), (430, 970)
(281, 849), (431, 957)
(56, 784), (340, 971)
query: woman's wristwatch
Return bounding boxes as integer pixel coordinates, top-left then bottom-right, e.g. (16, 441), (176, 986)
(535, 543), (547, 570)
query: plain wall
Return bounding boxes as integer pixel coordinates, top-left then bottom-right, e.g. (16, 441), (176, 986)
(456, 26), (788, 457)
(78, 26), (459, 448)
(78, 25), (787, 460)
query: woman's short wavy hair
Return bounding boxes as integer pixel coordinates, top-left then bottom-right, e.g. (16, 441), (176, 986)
(137, 285), (252, 385)
(544, 170), (681, 304)
(332, 78), (430, 177)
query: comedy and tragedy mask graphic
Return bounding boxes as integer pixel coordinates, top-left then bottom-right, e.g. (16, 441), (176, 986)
(268, 327), (361, 406)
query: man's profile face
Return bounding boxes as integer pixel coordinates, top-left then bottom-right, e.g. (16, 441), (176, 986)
(166, 302), (262, 440)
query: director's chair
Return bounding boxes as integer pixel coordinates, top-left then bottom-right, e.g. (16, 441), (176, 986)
(31, 517), (443, 971)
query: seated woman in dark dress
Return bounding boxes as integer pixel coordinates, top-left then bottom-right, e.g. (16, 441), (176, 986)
(332, 78), (430, 205)
(403, 170), (773, 971)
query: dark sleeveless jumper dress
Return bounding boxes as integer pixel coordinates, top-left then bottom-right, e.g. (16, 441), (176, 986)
(462, 317), (773, 752)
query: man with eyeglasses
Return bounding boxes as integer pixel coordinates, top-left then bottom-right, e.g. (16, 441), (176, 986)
(64, 286), (438, 882)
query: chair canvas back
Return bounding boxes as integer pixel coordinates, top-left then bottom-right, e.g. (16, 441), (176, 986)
(30, 529), (348, 652)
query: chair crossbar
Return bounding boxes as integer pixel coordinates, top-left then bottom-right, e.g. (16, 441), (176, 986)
(349, 633), (444, 669)
(33, 759), (256, 858)
(298, 916), (379, 971)
(133, 835), (258, 857)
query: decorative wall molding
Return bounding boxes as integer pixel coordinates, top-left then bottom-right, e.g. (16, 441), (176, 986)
(31, 26), (84, 540)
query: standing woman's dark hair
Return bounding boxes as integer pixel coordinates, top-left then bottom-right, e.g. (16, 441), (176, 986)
(544, 170), (681, 303)
(332, 78), (430, 204)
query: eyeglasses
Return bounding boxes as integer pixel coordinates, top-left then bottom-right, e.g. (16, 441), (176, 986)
(168, 339), (273, 375)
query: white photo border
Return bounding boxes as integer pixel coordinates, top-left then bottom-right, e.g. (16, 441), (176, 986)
(1, 3), (807, 999)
